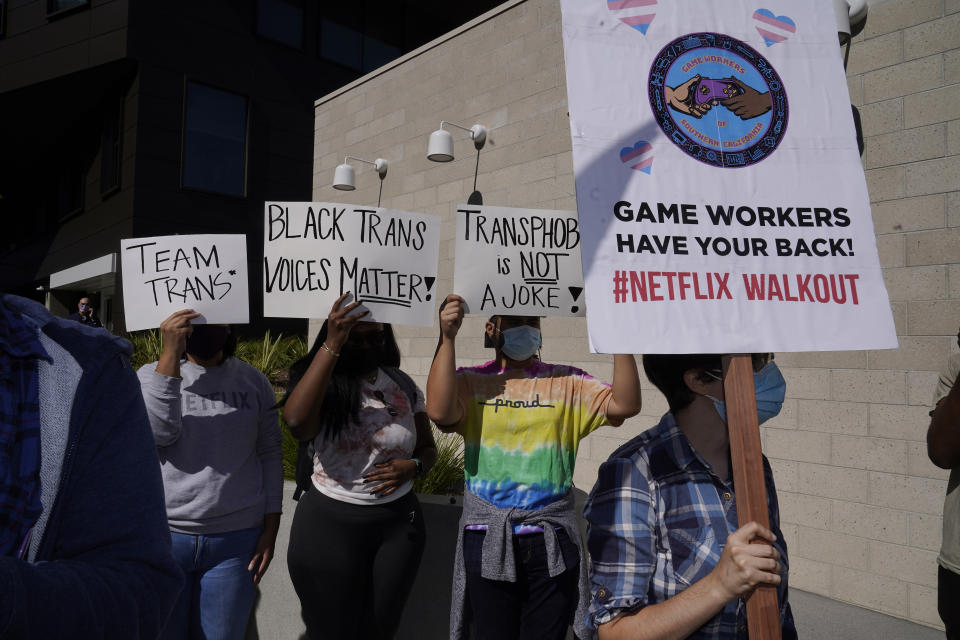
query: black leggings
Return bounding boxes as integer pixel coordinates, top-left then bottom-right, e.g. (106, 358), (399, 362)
(941, 566), (960, 640)
(287, 487), (426, 639)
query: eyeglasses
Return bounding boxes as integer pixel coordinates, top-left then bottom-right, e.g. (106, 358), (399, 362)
(349, 332), (386, 347)
(751, 352), (774, 371)
(705, 353), (775, 379)
(373, 390), (399, 417)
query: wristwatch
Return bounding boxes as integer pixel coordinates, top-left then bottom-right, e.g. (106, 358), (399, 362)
(412, 457), (424, 477)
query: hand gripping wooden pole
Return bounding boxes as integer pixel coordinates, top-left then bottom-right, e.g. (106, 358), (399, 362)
(722, 354), (781, 640)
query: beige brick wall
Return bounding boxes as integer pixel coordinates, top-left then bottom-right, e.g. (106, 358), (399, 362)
(313, 0), (958, 628)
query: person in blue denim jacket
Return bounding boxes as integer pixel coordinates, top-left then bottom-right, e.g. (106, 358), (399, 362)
(0, 294), (182, 639)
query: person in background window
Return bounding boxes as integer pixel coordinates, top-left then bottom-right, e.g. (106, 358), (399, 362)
(928, 328), (960, 640)
(585, 353), (796, 640)
(0, 293), (182, 639)
(283, 294), (437, 640)
(67, 296), (103, 328)
(138, 310), (283, 640)
(427, 294), (642, 640)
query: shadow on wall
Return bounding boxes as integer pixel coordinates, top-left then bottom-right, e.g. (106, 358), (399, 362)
(573, 120), (666, 287)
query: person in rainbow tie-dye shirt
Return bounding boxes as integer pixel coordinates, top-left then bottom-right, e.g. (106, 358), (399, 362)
(427, 293), (642, 640)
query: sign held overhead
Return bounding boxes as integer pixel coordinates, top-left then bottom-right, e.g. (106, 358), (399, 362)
(454, 205), (586, 317)
(121, 234), (249, 331)
(262, 202), (441, 326)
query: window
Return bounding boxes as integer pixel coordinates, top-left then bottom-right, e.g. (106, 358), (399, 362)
(319, 20), (406, 73)
(55, 163), (85, 221)
(319, 19), (362, 70)
(362, 36), (401, 72)
(181, 82), (248, 197)
(256, 0), (304, 49)
(100, 95), (123, 196)
(46, 0), (88, 17)
(319, 4), (407, 74)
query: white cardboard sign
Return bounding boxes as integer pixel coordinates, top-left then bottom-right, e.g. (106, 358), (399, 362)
(454, 205), (586, 317)
(121, 234), (249, 331)
(561, 0), (897, 353)
(262, 202), (441, 326)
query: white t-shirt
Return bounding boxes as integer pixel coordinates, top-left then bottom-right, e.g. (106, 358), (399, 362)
(311, 368), (425, 505)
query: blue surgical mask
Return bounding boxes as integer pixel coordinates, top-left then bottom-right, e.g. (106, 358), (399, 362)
(705, 362), (786, 424)
(499, 325), (541, 361)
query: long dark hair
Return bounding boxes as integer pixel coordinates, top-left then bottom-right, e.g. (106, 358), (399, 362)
(283, 321), (401, 441)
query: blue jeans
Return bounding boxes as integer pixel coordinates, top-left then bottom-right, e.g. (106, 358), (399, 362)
(161, 527), (262, 640)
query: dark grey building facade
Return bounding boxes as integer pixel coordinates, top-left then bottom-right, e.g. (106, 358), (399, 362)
(0, 0), (500, 331)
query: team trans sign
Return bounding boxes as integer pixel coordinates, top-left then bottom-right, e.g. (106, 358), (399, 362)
(560, 0), (897, 353)
(121, 234), (249, 331)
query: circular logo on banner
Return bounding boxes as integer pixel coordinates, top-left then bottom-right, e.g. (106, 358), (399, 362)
(648, 33), (788, 169)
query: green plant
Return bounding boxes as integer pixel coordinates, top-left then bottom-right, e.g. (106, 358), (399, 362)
(413, 428), (465, 495)
(278, 393), (299, 481)
(235, 330), (285, 377)
(235, 332), (308, 388)
(126, 329), (164, 370)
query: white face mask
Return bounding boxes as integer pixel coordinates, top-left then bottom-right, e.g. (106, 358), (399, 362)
(499, 325), (542, 361)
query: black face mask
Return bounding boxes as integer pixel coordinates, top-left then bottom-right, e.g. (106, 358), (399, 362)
(185, 325), (229, 360)
(338, 343), (380, 376)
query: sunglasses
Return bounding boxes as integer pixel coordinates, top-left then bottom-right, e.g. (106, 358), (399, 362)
(373, 390), (399, 417)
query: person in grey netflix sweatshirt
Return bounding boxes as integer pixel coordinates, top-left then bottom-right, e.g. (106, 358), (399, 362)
(138, 309), (283, 640)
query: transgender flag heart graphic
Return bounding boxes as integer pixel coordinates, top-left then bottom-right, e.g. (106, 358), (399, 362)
(753, 8), (796, 46)
(606, 0), (657, 35)
(620, 141), (653, 174)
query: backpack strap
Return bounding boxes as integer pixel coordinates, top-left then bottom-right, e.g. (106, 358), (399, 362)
(292, 439), (315, 502)
(381, 367), (419, 410)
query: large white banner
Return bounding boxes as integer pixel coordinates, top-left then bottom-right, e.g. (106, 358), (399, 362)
(454, 205), (586, 317)
(262, 202), (441, 326)
(561, 0), (897, 353)
(121, 234), (249, 331)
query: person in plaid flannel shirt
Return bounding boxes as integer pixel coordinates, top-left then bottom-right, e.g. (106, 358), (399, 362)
(584, 353), (797, 640)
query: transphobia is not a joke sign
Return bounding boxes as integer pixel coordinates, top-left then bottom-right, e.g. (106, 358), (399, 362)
(120, 234), (250, 331)
(262, 202), (441, 326)
(454, 205), (586, 317)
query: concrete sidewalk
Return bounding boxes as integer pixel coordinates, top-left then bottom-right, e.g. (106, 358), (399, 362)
(247, 483), (944, 639)
(790, 590), (942, 640)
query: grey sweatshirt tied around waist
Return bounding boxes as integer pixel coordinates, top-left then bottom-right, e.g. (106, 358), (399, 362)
(450, 490), (593, 640)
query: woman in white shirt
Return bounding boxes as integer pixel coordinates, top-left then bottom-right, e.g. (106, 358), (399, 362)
(283, 295), (437, 639)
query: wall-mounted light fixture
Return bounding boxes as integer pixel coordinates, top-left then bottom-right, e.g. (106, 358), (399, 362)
(333, 156), (389, 191)
(834, 0), (867, 49)
(833, 0), (868, 156)
(427, 121), (487, 163)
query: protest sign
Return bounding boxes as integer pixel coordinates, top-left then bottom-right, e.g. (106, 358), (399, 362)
(262, 202), (441, 326)
(561, 0), (897, 354)
(121, 234), (249, 331)
(454, 205), (586, 317)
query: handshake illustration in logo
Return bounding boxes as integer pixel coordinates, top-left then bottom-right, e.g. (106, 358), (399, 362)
(664, 75), (772, 121)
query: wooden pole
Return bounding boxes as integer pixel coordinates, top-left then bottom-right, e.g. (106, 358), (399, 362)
(722, 354), (781, 640)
